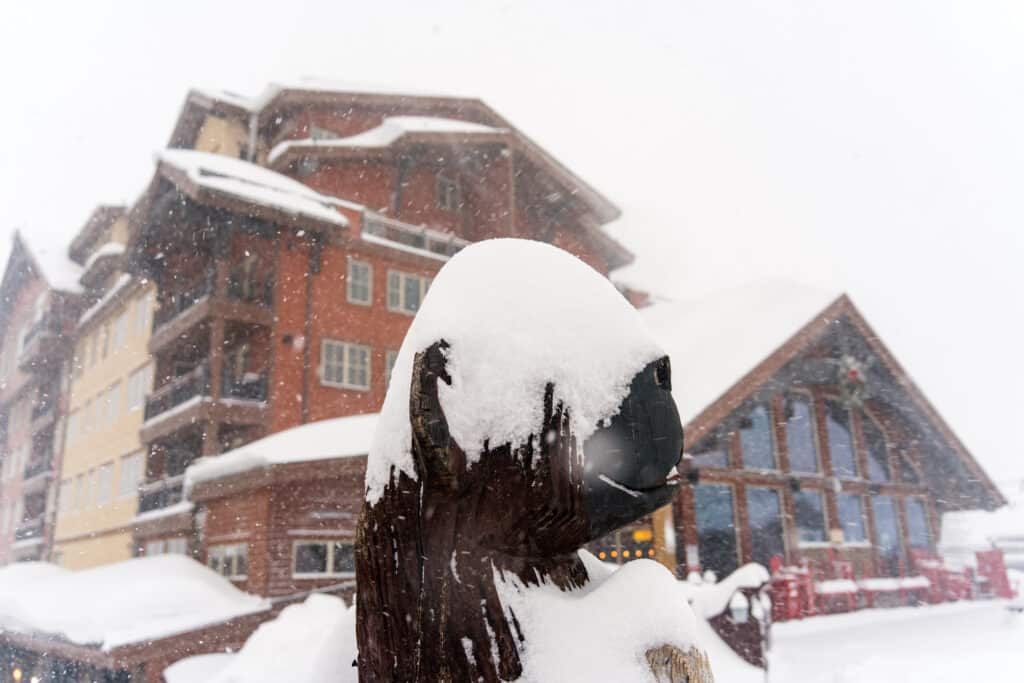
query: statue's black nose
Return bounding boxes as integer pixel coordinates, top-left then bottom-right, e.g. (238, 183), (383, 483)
(581, 356), (683, 539)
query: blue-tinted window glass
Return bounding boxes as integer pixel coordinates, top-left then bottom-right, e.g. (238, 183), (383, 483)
(746, 487), (785, 567)
(690, 433), (729, 469)
(793, 490), (827, 543)
(871, 495), (903, 576)
(825, 400), (858, 478)
(740, 405), (775, 470)
(837, 493), (867, 543)
(695, 484), (739, 576)
(786, 395), (818, 473)
(863, 416), (890, 482)
(905, 498), (930, 549)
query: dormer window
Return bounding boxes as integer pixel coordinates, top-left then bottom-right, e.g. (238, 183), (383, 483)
(436, 175), (460, 211)
(308, 125), (336, 140)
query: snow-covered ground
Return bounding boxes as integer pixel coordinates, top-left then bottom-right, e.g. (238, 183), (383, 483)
(769, 600), (1024, 683)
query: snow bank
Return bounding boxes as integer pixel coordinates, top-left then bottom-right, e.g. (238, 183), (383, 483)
(0, 555), (268, 650)
(640, 281), (839, 426)
(366, 239), (666, 503)
(268, 116), (505, 162)
(156, 149), (355, 228)
(209, 594), (357, 683)
(496, 558), (700, 682)
(185, 413), (377, 492)
(677, 563), (770, 619)
(165, 653), (236, 683)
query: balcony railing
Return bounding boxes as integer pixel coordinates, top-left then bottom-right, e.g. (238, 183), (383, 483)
(227, 272), (274, 307)
(14, 516), (44, 541)
(22, 314), (59, 350)
(30, 398), (56, 424)
(138, 476), (185, 514)
(222, 368), (268, 402)
(23, 455), (51, 480)
(143, 362), (210, 421)
(362, 212), (469, 259)
(153, 270), (215, 330)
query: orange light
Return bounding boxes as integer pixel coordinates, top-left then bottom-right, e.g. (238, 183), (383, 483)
(598, 552), (606, 559)
(610, 551), (618, 558)
(648, 549), (655, 557)
(623, 550), (631, 558)
(632, 529), (654, 543)
(12, 668), (22, 682)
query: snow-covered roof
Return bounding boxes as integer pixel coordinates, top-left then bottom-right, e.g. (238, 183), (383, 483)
(78, 273), (133, 327)
(156, 149), (355, 228)
(185, 413), (378, 492)
(0, 555), (268, 651)
(640, 281), (841, 427)
(268, 116), (506, 163)
(81, 241), (125, 273)
(940, 504), (1024, 551)
(17, 232), (84, 294)
(203, 594), (357, 683)
(195, 79), (470, 113)
(366, 239), (665, 503)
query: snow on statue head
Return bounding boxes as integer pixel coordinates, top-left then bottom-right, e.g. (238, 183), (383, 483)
(356, 239), (711, 682)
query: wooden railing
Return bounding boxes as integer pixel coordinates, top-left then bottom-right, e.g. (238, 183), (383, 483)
(143, 362), (211, 421)
(153, 270), (215, 330)
(362, 211), (469, 259)
(138, 476), (185, 514)
(14, 516), (44, 542)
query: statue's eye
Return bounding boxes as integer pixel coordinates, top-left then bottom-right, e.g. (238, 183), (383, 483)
(654, 356), (671, 391)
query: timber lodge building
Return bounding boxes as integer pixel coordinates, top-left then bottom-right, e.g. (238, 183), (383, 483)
(0, 81), (1006, 679)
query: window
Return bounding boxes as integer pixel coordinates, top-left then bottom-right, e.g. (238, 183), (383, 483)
(898, 451), (920, 484)
(905, 498), (930, 549)
(74, 473), (88, 510)
(871, 495), (903, 576)
(320, 340), (371, 390)
(746, 487), (786, 567)
(112, 310), (129, 350)
(58, 479), (72, 515)
(740, 404), (775, 470)
(127, 364), (153, 411)
(384, 350), (399, 388)
(825, 400), (858, 478)
(99, 325), (109, 359)
(144, 540), (165, 556)
(387, 270), (430, 314)
(694, 484), (739, 577)
(347, 259), (372, 305)
(436, 174), (460, 211)
(134, 291), (153, 335)
(208, 543), (249, 579)
(66, 411), (79, 447)
(105, 382), (121, 425)
(309, 125), (336, 140)
(293, 540), (356, 577)
(793, 489), (827, 544)
(165, 537), (189, 555)
(96, 463), (113, 506)
(689, 433), (730, 469)
(119, 451), (144, 497)
(837, 493), (867, 543)
(785, 394), (818, 473)
(862, 414), (890, 482)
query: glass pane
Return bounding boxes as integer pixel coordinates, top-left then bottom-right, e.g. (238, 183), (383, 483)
(871, 495), (903, 576)
(898, 452), (919, 483)
(690, 434), (729, 469)
(403, 275), (421, 312)
(905, 499), (930, 549)
(694, 484), (738, 576)
(863, 416), (890, 482)
(387, 272), (400, 308)
(837, 493), (867, 543)
(740, 405), (775, 470)
(332, 542), (356, 573)
(785, 395), (818, 473)
(825, 400), (858, 478)
(235, 546), (248, 577)
(295, 543), (328, 574)
(746, 487), (785, 567)
(793, 490), (827, 543)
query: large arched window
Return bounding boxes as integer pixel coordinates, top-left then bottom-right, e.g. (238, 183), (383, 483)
(785, 394), (818, 473)
(740, 404), (775, 470)
(689, 432), (729, 469)
(825, 400), (858, 478)
(863, 414), (890, 482)
(694, 483), (739, 577)
(905, 498), (931, 549)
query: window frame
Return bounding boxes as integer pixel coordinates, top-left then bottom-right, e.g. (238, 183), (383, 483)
(320, 339), (372, 391)
(386, 269), (430, 315)
(784, 392), (820, 474)
(96, 462), (114, 507)
(291, 539), (357, 579)
(208, 542), (249, 579)
(739, 403), (777, 471)
(861, 409), (891, 483)
(824, 398), (859, 479)
(693, 481), (741, 577)
(346, 258), (373, 306)
(435, 174), (461, 211)
(119, 451), (144, 498)
(792, 488), (829, 546)
(836, 492), (869, 545)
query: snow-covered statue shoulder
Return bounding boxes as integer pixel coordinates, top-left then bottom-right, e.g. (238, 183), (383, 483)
(356, 239), (712, 682)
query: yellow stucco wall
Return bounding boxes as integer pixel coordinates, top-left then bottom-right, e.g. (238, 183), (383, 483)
(53, 276), (155, 570)
(195, 114), (249, 158)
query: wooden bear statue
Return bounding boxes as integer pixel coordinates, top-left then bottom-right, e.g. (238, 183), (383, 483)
(356, 239), (712, 682)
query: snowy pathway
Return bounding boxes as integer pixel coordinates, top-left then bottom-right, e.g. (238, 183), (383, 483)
(768, 601), (1023, 682)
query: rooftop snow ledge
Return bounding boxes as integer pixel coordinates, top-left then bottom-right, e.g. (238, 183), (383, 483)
(268, 116), (506, 163)
(156, 149), (358, 228)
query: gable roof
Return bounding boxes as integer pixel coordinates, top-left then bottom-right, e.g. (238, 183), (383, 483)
(641, 281), (1004, 509)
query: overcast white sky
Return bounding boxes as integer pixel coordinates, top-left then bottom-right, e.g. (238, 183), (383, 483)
(1, 1), (1022, 484)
